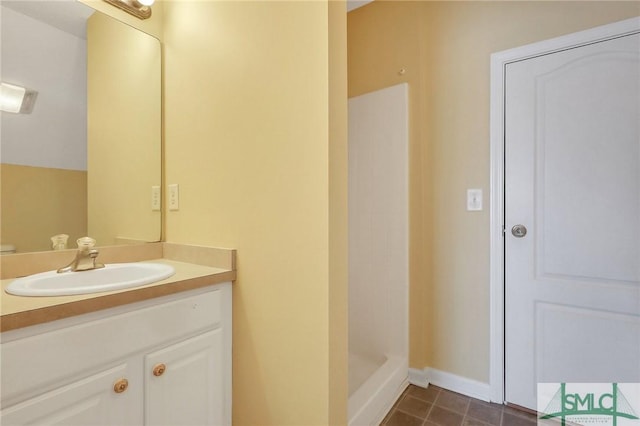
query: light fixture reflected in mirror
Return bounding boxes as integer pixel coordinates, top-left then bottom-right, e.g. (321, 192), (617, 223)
(103, 0), (154, 20)
(0, 82), (38, 114)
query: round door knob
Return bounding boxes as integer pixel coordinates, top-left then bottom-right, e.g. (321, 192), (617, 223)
(113, 378), (129, 394)
(153, 363), (166, 377)
(511, 224), (527, 238)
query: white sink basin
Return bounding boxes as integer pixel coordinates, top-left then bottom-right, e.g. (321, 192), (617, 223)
(6, 263), (176, 297)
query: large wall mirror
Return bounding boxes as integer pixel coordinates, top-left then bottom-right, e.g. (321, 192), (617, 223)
(1, 0), (161, 253)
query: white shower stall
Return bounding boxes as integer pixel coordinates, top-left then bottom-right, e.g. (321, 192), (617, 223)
(348, 83), (409, 425)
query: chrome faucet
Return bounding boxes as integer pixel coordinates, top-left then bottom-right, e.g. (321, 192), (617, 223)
(57, 237), (105, 273)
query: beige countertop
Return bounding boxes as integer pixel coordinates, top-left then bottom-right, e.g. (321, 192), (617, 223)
(0, 243), (236, 332)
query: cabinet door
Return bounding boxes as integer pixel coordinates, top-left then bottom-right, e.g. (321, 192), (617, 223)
(145, 329), (223, 426)
(0, 362), (140, 426)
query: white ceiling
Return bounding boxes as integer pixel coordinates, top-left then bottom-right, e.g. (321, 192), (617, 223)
(1, 0), (94, 39)
(347, 0), (374, 12)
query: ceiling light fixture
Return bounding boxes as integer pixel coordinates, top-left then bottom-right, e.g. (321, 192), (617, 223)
(0, 82), (38, 114)
(103, 0), (154, 20)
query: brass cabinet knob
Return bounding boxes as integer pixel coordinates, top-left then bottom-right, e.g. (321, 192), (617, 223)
(113, 378), (129, 394)
(153, 363), (166, 377)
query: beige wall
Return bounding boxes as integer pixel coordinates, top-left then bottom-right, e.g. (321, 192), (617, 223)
(328, 1), (349, 423)
(0, 164), (87, 252)
(348, 1), (639, 383)
(86, 12), (162, 247)
(162, 1), (347, 424)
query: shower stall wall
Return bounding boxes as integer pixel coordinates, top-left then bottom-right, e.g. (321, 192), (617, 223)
(348, 83), (409, 425)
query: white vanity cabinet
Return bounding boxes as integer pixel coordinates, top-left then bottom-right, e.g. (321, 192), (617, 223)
(0, 283), (232, 426)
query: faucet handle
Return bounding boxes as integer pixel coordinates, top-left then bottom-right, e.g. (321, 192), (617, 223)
(77, 237), (97, 249)
(51, 234), (69, 250)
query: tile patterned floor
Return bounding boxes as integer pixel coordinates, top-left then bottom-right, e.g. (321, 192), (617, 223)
(382, 385), (539, 426)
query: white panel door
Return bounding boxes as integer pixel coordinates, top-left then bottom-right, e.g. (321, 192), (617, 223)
(505, 32), (640, 410)
(0, 363), (139, 426)
(145, 329), (223, 426)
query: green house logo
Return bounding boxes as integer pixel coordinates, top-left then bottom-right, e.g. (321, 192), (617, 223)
(538, 383), (640, 426)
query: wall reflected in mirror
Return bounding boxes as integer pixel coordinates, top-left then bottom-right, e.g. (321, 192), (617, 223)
(0, 1), (161, 253)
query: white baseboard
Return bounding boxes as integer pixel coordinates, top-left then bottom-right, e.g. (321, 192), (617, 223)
(349, 356), (409, 426)
(408, 368), (429, 388)
(408, 367), (492, 402)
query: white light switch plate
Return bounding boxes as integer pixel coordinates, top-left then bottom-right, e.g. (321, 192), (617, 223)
(168, 184), (179, 211)
(467, 189), (482, 211)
